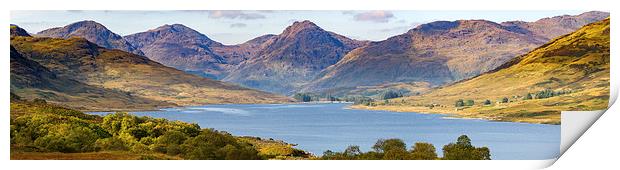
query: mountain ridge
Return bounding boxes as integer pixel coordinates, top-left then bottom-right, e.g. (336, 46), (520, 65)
(357, 18), (610, 124)
(303, 11), (609, 95)
(10, 33), (292, 110)
(36, 20), (144, 55)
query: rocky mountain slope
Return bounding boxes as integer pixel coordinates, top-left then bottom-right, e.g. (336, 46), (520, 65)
(359, 18), (610, 124)
(124, 24), (233, 79)
(223, 21), (368, 94)
(304, 12), (608, 95)
(36, 20), (144, 55)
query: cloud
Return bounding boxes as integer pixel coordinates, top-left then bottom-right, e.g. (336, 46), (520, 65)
(341, 11), (355, 15)
(353, 11), (395, 23)
(208, 11), (266, 20)
(377, 22), (422, 33)
(230, 23), (247, 28)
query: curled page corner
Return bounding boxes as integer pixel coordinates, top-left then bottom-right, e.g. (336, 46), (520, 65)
(560, 110), (607, 155)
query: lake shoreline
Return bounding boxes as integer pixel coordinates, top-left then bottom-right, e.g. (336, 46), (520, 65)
(349, 105), (561, 125)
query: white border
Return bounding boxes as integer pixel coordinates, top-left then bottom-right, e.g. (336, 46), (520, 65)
(2, 0), (617, 169)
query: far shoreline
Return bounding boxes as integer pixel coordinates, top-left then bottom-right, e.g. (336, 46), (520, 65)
(348, 105), (561, 125)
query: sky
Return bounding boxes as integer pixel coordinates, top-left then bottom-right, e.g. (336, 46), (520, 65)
(10, 10), (592, 45)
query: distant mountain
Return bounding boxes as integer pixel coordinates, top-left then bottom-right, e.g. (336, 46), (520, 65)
(36, 20), (144, 55)
(10, 35), (292, 110)
(303, 11), (609, 95)
(222, 20), (368, 94)
(10, 45), (171, 111)
(124, 24), (232, 78)
(502, 11), (610, 40)
(375, 18), (610, 124)
(10, 24), (30, 37)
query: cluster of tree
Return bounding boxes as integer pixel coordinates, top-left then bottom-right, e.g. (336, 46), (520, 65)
(293, 93), (342, 102)
(455, 99), (475, 107)
(320, 135), (490, 160)
(293, 93), (315, 102)
(342, 95), (375, 106)
(379, 90), (404, 100)
(10, 99), (265, 159)
(525, 89), (572, 100)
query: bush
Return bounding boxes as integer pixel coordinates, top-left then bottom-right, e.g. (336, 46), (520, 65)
(411, 142), (438, 160)
(380, 90), (403, 100)
(442, 135), (491, 160)
(95, 137), (129, 151)
(455, 99), (465, 107)
(465, 100), (475, 106)
(180, 129), (261, 160)
(34, 123), (100, 152)
(483, 100), (492, 105)
(501, 97), (509, 103)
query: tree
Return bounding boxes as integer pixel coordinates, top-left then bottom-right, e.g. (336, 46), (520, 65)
(344, 145), (362, 157)
(410, 142), (438, 160)
(442, 135), (491, 160)
(380, 90), (403, 100)
(465, 100), (475, 106)
(34, 123), (100, 152)
(455, 99), (465, 107)
(372, 138), (407, 153)
(501, 97), (509, 103)
(483, 99), (491, 105)
(293, 93), (312, 102)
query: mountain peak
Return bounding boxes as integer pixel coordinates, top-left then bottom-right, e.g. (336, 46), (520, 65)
(156, 23), (193, 32)
(409, 19), (501, 34)
(292, 20), (318, 27)
(10, 24), (30, 37)
(36, 20), (144, 55)
(282, 20), (322, 35)
(63, 20), (109, 31)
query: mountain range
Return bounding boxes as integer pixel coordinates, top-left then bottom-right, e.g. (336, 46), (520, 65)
(303, 11), (609, 95)
(17, 11), (609, 98)
(360, 18), (610, 124)
(10, 28), (291, 111)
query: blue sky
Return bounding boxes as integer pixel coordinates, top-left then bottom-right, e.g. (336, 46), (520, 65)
(11, 10), (591, 45)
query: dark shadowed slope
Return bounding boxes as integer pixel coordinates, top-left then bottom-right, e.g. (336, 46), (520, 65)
(10, 44), (173, 111)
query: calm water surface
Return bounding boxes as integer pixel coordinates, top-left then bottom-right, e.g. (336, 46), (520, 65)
(89, 103), (559, 160)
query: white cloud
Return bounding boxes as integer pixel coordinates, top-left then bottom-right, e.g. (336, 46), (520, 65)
(230, 23), (247, 28)
(208, 11), (266, 20)
(353, 11), (395, 23)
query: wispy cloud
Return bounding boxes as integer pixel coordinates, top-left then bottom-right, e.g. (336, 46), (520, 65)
(377, 22), (422, 33)
(352, 11), (395, 23)
(230, 23), (247, 28)
(208, 10), (266, 20)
